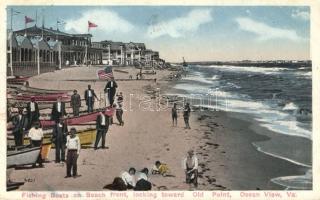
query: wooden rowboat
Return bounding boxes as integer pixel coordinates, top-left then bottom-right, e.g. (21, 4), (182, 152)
(40, 108), (114, 128)
(14, 94), (70, 102)
(8, 128), (97, 149)
(7, 147), (41, 168)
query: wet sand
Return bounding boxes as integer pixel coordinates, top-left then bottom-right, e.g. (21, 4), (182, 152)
(8, 66), (308, 190)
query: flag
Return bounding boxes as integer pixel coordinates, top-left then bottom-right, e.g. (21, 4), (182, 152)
(25, 16), (35, 24)
(97, 66), (113, 80)
(88, 21), (98, 28)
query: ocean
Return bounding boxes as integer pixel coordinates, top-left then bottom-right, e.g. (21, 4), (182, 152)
(167, 64), (312, 190)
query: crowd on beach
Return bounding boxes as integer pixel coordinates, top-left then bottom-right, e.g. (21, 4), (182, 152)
(8, 69), (200, 190)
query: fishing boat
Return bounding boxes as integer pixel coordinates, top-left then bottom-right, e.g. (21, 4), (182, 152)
(8, 128), (97, 148)
(7, 76), (30, 85)
(14, 93), (70, 102)
(40, 108), (114, 128)
(7, 146), (41, 168)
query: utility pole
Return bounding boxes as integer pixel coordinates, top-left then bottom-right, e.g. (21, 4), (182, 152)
(37, 43), (40, 75)
(9, 32), (13, 76)
(58, 41), (62, 69)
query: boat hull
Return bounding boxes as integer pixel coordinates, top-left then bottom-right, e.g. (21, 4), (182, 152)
(7, 147), (41, 168)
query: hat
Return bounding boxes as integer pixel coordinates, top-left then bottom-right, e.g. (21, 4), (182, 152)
(188, 149), (194, 154)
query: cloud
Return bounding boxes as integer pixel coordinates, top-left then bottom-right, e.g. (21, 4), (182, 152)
(147, 9), (213, 38)
(291, 9), (309, 21)
(64, 9), (134, 34)
(235, 17), (302, 42)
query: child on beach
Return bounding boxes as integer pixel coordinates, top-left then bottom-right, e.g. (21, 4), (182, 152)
(152, 161), (170, 177)
(103, 167), (136, 190)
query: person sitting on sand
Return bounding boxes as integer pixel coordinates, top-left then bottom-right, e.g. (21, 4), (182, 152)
(152, 161), (169, 176)
(134, 168), (152, 191)
(172, 103), (178, 127)
(103, 167), (136, 190)
(183, 149), (198, 188)
(121, 168), (136, 189)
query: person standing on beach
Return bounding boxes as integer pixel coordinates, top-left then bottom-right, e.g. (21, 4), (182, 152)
(53, 118), (68, 163)
(116, 102), (124, 126)
(12, 108), (28, 146)
(104, 77), (118, 106)
(85, 85), (98, 113)
(94, 109), (109, 150)
(172, 103), (178, 127)
(71, 90), (81, 117)
(183, 103), (191, 129)
(28, 122), (44, 168)
(51, 96), (66, 122)
(65, 128), (81, 178)
(183, 149), (198, 188)
(26, 97), (40, 129)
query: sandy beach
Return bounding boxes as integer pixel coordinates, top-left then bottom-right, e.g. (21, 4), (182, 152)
(8, 66), (309, 191)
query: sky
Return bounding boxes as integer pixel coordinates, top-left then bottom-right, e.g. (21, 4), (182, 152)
(7, 6), (310, 62)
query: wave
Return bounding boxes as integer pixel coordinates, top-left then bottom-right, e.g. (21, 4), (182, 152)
(271, 169), (312, 190)
(283, 102), (299, 111)
(202, 65), (292, 75)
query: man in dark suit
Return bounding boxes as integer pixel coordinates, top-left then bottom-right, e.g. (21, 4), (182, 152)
(94, 109), (109, 150)
(84, 85), (98, 113)
(71, 90), (81, 117)
(12, 108), (28, 146)
(53, 118), (68, 163)
(51, 96), (66, 122)
(26, 97), (40, 129)
(104, 77), (118, 106)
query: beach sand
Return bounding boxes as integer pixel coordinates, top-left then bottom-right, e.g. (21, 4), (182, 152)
(8, 66), (308, 190)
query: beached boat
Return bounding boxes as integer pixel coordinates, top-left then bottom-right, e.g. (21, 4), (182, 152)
(8, 128), (97, 149)
(7, 146), (41, 168)
(40, 108), (114, 128)
(7, 76), (30, 85)
(14, 93), (70, 102)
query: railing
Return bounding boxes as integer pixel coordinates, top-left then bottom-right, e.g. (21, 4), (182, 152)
(7, 62), (65, 76)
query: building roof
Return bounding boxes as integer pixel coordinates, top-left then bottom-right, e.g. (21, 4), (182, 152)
(14, 25), (92, 38)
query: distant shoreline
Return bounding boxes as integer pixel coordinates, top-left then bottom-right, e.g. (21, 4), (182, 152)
(174, 60), (311, 68)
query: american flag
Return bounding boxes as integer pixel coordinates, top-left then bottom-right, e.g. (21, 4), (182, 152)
(97, 66), (113, 80)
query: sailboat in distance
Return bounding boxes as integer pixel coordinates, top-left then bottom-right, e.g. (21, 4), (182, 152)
(182, 57), (188, 67)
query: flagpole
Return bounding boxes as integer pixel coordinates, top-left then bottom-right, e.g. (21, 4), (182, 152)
(9, 32), (13, 76)
(10, 8), (13, 31)
(86, 26), (89, 67)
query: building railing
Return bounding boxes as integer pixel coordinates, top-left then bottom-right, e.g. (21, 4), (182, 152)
(7, 61), (66, 76)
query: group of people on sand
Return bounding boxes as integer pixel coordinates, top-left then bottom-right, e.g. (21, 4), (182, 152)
(9, 76), (126, 179)
(103, 149), (199, 191)
(171, 102), (191, 129)
(104, 167), (152, 191)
